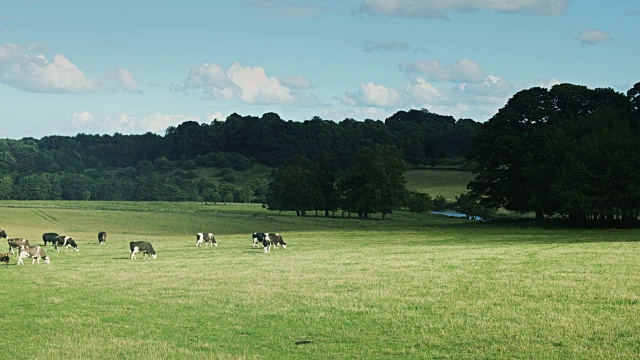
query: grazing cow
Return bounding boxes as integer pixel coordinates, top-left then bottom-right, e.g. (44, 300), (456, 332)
(54, 236), (79, 252)
(252, 232), (268, 247)
(7, 238), (30, 255)
(0, 251), (10, 267)
(261, 233), (272, 253)
(0, 229), (7, 239)
(98, 231), (107, 244)
(17, 245), (50, 265)
(268, 233), (287, 249)
(196, 233), (218, 247)
(42, 232), (59, 246)
(130, 241), (156, 260)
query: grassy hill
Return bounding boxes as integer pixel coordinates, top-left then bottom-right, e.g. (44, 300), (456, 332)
(2, 201), (639, 359)
(405, 168), (475, 201)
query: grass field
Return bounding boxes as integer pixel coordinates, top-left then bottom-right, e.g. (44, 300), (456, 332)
(1, 201), (639, 359)
(405, 169), (475, 201)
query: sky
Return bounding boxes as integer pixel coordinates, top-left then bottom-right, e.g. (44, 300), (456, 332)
(0, 0), (638, 139)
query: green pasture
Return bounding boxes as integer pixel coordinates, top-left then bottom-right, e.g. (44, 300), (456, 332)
(405, 169), (475, 201)
(1, 201), (639, 359)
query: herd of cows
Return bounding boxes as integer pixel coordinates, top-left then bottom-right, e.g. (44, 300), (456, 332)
(0, 228), (287, 267)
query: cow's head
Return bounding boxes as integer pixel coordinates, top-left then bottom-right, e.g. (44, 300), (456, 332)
(43, 256), (51, 264)
(152, 254), (157, 259)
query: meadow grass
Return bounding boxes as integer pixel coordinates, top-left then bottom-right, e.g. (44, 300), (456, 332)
(1, 202), (639, 359)
(404, 169), (476, 201)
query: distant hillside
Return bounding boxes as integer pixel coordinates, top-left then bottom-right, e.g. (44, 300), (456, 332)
(405, 168), (475, 201)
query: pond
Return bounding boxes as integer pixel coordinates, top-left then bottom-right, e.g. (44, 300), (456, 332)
(432, 210), (483, 220)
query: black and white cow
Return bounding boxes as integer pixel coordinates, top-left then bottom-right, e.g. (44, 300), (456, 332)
(258, 233), (272, 253)
(17, 245), (50, 265)
(0, 251), (10, 267)
(7, 238), (30, 255)
(54, 236), (79, 252)
(130, 241), (156, 259)
(252, 232), (268, 248)
(196, 233), (217, 247)
(98, 231), (107, 244)
(268, 233), (287, 249)
(0, 229), (7, 239)
(42, 232), (59, 246)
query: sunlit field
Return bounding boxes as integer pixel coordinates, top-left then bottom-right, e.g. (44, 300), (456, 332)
(1, 201), (639, 359)
(404, 169), (475, 201)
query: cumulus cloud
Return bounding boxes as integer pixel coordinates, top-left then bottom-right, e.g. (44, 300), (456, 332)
(340, 82), (403, 107)
(175, 61), (319, 106)
(70, 111), (200, 135)
(357, 0), (571, 19)
(0, 42), (142, 94)
(110, 68), (143, 94)
(339, 64), (522, 122)
(400, 59), (486, 83)
(576, 30), (613, 45)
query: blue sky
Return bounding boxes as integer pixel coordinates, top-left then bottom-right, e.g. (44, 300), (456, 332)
(1, 0), (638, 139)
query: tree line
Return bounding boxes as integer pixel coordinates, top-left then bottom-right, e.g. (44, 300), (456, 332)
(0, 109), (478, 205)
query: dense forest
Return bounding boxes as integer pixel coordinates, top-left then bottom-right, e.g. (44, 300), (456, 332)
(0, 109), (478, 204)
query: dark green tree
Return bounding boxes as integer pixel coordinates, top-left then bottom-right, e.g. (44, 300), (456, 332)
(339, 145), (408, 219)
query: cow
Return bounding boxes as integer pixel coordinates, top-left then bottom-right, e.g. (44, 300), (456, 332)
(252, 232), (268, 248)
(17, 245), (50, 265)
(54, 236), (79, 252)
(98, 231), (107, 244)
(43, 232), (59, 246)
(0, 251), (10, 267)
(268, 233), (287, 249)
(0, 229), (7, 239)
(196, 233), (218, 247)
(8, 238), (29, 255)
(261, 233), (272, 253)
(130, 241), (156, 260)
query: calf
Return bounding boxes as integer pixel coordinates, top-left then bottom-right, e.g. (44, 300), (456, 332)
(42, 232), (59, 246)
(196, 233), (218, 247)
(8, 238), (30, 255)
(98, 231), (107, 244)
(130, 241), (156, 260)
(0, 251), (10, 267)
(17, 245), (50, 265)
(268, 233), (287, 249)
(54, 236), (79, 252)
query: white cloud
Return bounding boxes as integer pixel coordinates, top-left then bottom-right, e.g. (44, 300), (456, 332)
(70, 111), (200, 135)
(175, 61), (319, 106)
(338, 69), (521, 122)
(340, 82), (403, 107)
(0, 42), (142, 94)
(576, 30), (613, 45)
(357, 0), (571, 18)
(400, 59), (486, 83)
(205, 112), (227, 122)
(70, 111), (95, 127)
(110, 68), (143, 94)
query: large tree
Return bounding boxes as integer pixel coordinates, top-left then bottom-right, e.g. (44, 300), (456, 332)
(339, 145), (408, 219)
